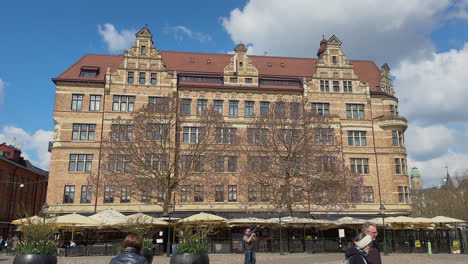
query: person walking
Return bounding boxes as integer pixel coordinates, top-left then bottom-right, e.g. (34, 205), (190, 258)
(344, 233), (373, 264)
(243, 228), (256, 264)
(110, 233), (149, 264)
(0, 235), (4, 252)
(10, 234), (20, 255)
(361, 223), (382, 264)
(68, 240), (76, 256)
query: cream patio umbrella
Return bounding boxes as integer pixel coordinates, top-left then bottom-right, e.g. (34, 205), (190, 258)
(430, 216), (466, 224)
(106, 212), (168, 227)
(11, 215), (45, 225)
(89, 208), (127, 225)
(50, 213), (102, 239)
(228, 217), (278, 226)
(178, 212), (227, 225)
(280, 216), (332, 227)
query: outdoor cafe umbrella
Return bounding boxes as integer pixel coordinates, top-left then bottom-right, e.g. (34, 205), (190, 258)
(11, 215), (45, 225)
(228, 217), (279, 226)
(430, 216), (466, 224)
(106, 212), (168, 227)
(280, 216), (332, 227)
(178, 212), (227, 225)
(89, 208), (127, 225)
(50, 213), (102, 239)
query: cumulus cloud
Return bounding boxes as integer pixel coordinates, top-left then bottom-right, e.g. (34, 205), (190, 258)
(0, 126), (53, 169)
(167, 26), (212, 43)
(222, 0), (452, 65)
(0, 78), (4, 104)
(97, 24), (136, 53)
(394, 43), (468, 124)
(406, 124), (456, 161)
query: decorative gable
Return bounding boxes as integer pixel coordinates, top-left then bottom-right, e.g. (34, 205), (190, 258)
(380, 63), (395, 96)
(223, 44), (259, 86)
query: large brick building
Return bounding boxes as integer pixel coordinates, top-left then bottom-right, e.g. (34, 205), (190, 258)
(47, 27), (410, 217)
(0, 143), (48, 237)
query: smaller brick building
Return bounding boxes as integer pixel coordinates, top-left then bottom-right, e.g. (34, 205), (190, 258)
(0, 143), (48, 237)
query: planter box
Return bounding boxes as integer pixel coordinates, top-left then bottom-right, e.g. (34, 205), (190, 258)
(305, 240), (315, 254)
(13, 254), (57, 264)
(170, 253), (209, 264)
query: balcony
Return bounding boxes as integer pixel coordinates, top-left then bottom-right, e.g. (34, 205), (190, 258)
(376, 115), (408, 130)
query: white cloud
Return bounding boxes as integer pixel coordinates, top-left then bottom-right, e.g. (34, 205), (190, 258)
(168, 26), (212, 43)
(0, 126), (53, 170)
(0, 78), (4, 104)
(406, 124), (456, 161)
(394, 43), (468, 124)
(97, 24), (136, 53)
(222, 0), (452, 65)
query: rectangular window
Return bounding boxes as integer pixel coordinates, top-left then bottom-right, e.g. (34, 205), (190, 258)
(181, 185), (191, 202)
(364, 186), (374, 203)
(104, 185), (115, 203)
(146, 123), (168, 141)
(333, 81), (340, 92)
(247, 186), (256, 202)
(141, 187), (151, 203)
(390, 105), (399, 117)
(181, 155), (204, 172)
(278, 129), (299, 145)
(228, 156), (238, 172)
(194, 185), (204, 202)
(182, 127), (204, 143)
(229, 100), (239, 116)
(332, 56), (337, 64)
(260, 102), (270, 116)
(275, 102), (285, 117)
(150, 73), (157, 84)
(213, 100), (223, 114)
(197, 99), (208, 114)
(157, 185), (165, 203)
(311, 103), (330, 116)
(228, 185), (237, 202)
(113, 95), (135, 112)
(320, 80), (330, 92)
(347, 131), (367, 146)
(215, 128), (237, 144)
(145, 153), (167, 172)
(63, 185), (75, 203)
(245, 78), (253, 83)
(72, 124), (95, 141)
(89, 95), (101, 111)
(315, 156), (336, 172)
(139, 72), (146, 84)
(148, 96), (169, 113)
(290, 102), (300, 117)
(229, 77), (237, 83)
(315, 128), (335, 145)
(346, 104), (365, 119)
(215, 185), (224, 202)
(121, 186), (131, 203)
(215, 156), (225, 172)
(69, 154), (93, 172)
(180, 99), (192, 115)
(141, 45), (146, 54)
(127, 72), (134, 83)
(71, 94), (83, 111)
(248, 128), (269, 145)
(395, 158), (407, 175)
(108, 154), (132, 173)
(261, 185), (270, 202)
(245, 101), (254, 116)
(111, 124), (133, 141)
(398, 186), (411, 203)
(392, 130), (404, 146)
(350, 158), (369, 175)
(80, 185), (92, 203)
(343, 81), (352, 92)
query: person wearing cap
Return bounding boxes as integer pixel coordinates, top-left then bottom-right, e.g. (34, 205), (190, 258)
(344, 233), (373, 264)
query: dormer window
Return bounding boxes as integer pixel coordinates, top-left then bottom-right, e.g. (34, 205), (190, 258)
(80, 66), (99, 77)
(141, 46), (147, 54)
(332, 56), (337, 64)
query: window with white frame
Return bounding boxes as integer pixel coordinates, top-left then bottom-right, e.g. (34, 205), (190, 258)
(395, 158), (407, 175)
(392, 130), (404, 146)
(228, 185), (237, 202)
(343, 81), (352, 92)
(320, 80), (330, 92)
(398, 186), (411, 203)
(112, 95), (135, 112)
(108, 154), (132, 173)
(311, 103), (330, 116)
(182, 127), (204, 143)
(111, 124), (133, 141)
(69, 154), (93, 172)
(89, 95), (101, 111)
(363, 186), (374, 203)
(346, 104), (365, 119)
(347, 131), (367, 146)
(72, 124), (95, 141)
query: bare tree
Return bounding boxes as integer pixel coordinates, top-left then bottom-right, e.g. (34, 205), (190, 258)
(238, 100), (363, 216)
(90, 93), (230, 215)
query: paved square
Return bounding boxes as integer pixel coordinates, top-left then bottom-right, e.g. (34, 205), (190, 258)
(1, 253), (468, 264)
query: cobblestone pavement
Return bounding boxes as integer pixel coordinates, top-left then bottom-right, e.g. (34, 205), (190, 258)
(1, 253), (468, 264)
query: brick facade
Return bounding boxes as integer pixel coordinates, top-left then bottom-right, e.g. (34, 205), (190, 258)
(47, 27), (411, 216)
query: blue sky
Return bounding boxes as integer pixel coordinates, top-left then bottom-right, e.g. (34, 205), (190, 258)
(1, 0), (468, 186)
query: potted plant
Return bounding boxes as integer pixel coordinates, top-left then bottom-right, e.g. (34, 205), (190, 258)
(304, 235), (314, 254)
(13, 215), (57, 264)
(143, 239), (155, 264)
(170, 225), (215, 264)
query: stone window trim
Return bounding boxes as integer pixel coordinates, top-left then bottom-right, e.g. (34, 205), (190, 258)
(71, 94), (84, 111)
(398, 186), (411, 203)
(215, 185), (224, 202)
(89, 95), (101, 111)
(347, 131), (367, 147)
(120, 186), (131, 203)
(350, 158), (369, 175)
(80, 185), (92, 204)
(68, 154), (93, 172)
(63, 185), (75, 204)
(72, 123), (96, 141)
(394, 157), (407, 175)
(228, 185), (237, 202)
(346, 104), (365, 120)
(112, 95), (135, 112)
(103, 185), (115, 203)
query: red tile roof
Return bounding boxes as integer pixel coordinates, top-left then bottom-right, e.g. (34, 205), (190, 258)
(54, 51), (382, 92)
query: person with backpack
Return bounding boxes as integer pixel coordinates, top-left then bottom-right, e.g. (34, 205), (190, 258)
(344, 233), (373, 264)
(243, 228), (257, 264)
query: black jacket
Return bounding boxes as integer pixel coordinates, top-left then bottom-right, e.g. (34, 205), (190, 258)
(366, 246), (382, 264)
(110, 248), (149, 264)
(345, 247), (368, 264)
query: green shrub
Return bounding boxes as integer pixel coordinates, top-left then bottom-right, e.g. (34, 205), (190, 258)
(143, 239), (154, 250)
(15, 240), (56, 256)
(175, 225), (220, 254)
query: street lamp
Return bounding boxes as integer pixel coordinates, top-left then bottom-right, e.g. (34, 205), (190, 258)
(379, 204), (388, 256)
(41, 203), (49, 224)
(276, 204), (285, 255)
(166, 204), (174, 257)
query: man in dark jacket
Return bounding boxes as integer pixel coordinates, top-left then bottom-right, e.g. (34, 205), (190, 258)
(361, 223), (382, 264)
(345, 233), (372, 264)
(110, 233), (149, 264)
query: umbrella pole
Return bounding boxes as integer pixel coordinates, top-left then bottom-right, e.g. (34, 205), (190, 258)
(72, 225), (75, 240)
